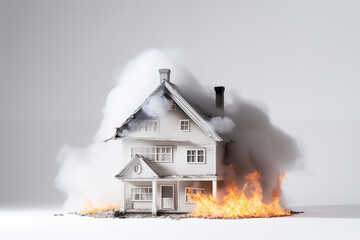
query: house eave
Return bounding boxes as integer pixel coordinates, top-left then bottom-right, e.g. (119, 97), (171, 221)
(117, 174), (219, 182)
(114, 136), (218, 143)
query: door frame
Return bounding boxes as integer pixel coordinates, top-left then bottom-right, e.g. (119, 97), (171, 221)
(160, 184), (175, 210)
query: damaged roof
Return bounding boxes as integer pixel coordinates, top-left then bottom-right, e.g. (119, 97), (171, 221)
(107, 80), (223, 142)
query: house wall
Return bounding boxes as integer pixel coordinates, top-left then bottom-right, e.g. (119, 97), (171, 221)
(122, 139), (217, 176)
(125, 181), (152, 210)
(121, 96), (221, 176)
(126, 98), (213, 142)
(177, 141), (216, 175)
(122, 139), (177, 176)
(216, 141), (226, 177)
(125, 181), (178, 211)
(120, 93), (222, 212)
(125, 180), (213, 212)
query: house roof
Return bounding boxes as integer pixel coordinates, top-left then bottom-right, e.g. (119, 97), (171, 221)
(108, 80), (223, 142)
(115, 154), (162, 178)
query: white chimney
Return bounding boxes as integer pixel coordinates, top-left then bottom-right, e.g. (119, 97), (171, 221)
(159, 69), (171, 83)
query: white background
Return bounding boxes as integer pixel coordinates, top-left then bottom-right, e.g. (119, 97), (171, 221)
(1, 0), (359, 209)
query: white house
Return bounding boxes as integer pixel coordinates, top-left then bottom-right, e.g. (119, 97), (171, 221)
(111, 69), (228, 215)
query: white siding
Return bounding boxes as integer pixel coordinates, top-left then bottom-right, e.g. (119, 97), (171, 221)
(122, 140), (178, 176)
(125, 182), (152, 210)
(120, 97), (220, 177)
(178, 142), (216, 175)
(216, 142), (226, 177)
(120, 95), (222, 212)
(123, 140), (216, 176)
(125, 180), (215, 212)
(126, 100), (213, 142)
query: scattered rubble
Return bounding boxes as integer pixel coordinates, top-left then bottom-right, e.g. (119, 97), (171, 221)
(55, 210), (302, 220)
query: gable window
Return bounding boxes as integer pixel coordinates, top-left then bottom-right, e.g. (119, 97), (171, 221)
(186, 149), (205, 163)
(185, 187), (205, 203)
(133, 164), (142, 174)
(137, 120), (159, 133)
(131, 146), (172, 162)
(179, 119), (190, 131)
(167, 100), (176, 110)
(131, 187), (152, 201)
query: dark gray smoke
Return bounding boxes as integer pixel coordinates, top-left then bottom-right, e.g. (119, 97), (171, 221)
(175, 70), (301, 202)
(56, 49), (301, 210)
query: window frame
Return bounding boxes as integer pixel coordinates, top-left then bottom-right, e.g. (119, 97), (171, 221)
(137, 119), (159, 133)
(186, 149), (206, 164)
(130, 146), (173, 163)
(185, 187), (205, 203)
(179, 119), (190, 132)
(131, 187), (153, 201)
(133, 164), (142, 174)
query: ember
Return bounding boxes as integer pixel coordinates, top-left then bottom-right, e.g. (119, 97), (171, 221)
(187, 171), (291, 218)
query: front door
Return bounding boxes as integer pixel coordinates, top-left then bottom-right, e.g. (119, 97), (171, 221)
(161, 185), (174, 210)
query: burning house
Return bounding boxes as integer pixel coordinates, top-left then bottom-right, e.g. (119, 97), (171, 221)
(104, 68), (295, 218)
(110, 69), (229, 215)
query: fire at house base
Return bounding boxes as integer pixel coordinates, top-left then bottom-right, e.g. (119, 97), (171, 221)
(75, 171), (295, 219)
(187, 171), (291, 219)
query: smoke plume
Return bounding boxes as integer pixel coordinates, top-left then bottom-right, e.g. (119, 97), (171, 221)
(56, 49), (300, 210)
(142, 91), (172, 118)
(208, 116), (236, 133)
(55, 49), (180, 210)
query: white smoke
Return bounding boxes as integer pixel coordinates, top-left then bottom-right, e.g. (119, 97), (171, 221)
(208, 116), (236, 133)
(56, 48), (300, 210)
(55, 49), (181, 210)
(142, 91), (171, 117)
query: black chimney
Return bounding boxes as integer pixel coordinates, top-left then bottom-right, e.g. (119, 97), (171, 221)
(214, 86), (225, 116)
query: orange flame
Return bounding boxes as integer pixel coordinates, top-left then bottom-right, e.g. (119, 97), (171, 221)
(187, 171), (291, 218)
(78, 203), (121, 214)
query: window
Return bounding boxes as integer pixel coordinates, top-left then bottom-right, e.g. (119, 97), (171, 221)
(137, 120), (159, 133)
(185, 187), (205, 203)
(133, 164), (141, 174)
(131, 187), (152, 201)
(187, 149), (205, 163)
(179, 119), (190, 131)
(131, 146), (172, 162)
(167, 100), (176, 110)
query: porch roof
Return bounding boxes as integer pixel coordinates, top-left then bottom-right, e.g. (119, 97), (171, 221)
(119, 174), (218, 182)
(115, 154), (162, 179)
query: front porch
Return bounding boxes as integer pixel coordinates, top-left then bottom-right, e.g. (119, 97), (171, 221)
(119, 178), (217, 215)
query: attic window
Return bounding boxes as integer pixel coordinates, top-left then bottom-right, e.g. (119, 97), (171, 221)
(133, 164), (142, 174)
(137, 120), (159, 133)
(167, 100), (176, 110)
(179, 120), (190, 131)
